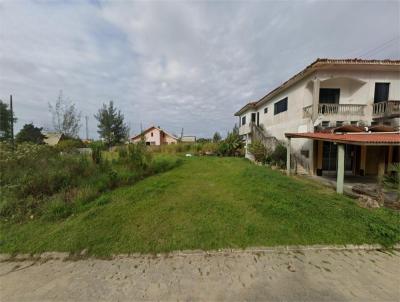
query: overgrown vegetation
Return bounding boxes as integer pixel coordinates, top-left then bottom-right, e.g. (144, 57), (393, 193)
(0, 142), (181, 222)
(382, 163), (400, 193)
(249, 140), (287, 168)
(1, 156), (398, 255)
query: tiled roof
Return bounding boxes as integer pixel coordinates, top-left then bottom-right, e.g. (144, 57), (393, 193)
(234, 102), (257, 116)
(131, 125), (178, 141)
(285, 132), (400, 145)
(234, 58), (400, 116)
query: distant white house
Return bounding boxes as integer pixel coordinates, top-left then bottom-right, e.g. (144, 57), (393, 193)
(130, 126), (178, 146)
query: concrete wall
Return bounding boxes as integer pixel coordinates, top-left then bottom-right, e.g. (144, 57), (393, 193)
(132, 128), (161, 145)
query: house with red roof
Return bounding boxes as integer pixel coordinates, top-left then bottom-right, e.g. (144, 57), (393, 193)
(234, 58), (399, 192)
(130, 126), (178, 146)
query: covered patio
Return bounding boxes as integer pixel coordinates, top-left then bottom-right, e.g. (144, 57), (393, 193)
(285, 131), (400, 194)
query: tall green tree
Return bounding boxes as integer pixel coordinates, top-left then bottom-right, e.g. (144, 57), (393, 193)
(94, 101), (129, 147)
(0, 100), (17, 141)
(48, 91), (81, 138)
(16, 123), (46, 144)
(212, 132), (222, 143)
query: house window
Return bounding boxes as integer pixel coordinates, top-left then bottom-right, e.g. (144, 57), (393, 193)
(350, 121), (358, 125)
(274, 97), (288, 115)
(336, 121), (344, 127)
(374, 83), (390, 103)
(321, 121), (330, 128)
(319, 88), (340, 104)
(241, 116), (246, 125)
(151, 132), (153, 137)
(264, 107), (268, 114)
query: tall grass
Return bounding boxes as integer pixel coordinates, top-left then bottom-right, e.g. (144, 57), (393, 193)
(0, 142), (181, 222)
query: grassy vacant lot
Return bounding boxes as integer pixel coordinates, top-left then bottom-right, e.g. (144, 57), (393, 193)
(1, 157), (399, 256)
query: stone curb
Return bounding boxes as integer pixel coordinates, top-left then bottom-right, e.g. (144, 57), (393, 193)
(1, 244), (399, 262)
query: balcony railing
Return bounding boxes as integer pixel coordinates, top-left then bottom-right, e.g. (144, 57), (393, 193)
(372, 100), (400, 118)
(238, 123), (252, 135)
(303, 103), (366, 118)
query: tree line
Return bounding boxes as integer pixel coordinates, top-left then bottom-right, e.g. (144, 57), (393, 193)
(0, 92), (129, 147)
(0, 91), (235, 148)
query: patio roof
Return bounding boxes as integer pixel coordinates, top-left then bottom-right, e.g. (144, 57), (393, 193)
(285, 132), (400, 145)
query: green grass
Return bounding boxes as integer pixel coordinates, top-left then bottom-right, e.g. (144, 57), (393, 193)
(1, 157), (399, 256)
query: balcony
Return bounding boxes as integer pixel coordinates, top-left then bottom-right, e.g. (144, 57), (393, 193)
(303, 104), (367, 118)
(372, 101), (400, 119)
(238, 123), (252, 135)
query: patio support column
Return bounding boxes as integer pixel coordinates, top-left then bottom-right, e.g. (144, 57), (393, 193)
(336, 144), (345, 194)
(286, 137), (291, 175)
(312, 78), (320, 122)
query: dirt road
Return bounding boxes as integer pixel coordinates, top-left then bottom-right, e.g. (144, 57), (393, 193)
(1, 248), (399, 301)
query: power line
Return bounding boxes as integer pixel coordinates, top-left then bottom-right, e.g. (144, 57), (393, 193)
(358, 36), (400, 58)
(341, 35), (399, 58)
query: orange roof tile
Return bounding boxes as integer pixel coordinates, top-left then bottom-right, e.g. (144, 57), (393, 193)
(285, 132), (400, 145)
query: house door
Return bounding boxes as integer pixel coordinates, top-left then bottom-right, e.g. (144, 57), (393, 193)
(251, 113), (256, 124)
(320, 88), (340, 114)
(322, 142), (353, 172)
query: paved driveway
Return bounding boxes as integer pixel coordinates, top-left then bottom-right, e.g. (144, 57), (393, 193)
(1, 248), (399, 301)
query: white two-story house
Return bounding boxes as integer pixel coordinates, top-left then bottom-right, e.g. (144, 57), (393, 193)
(235, 58), (400, 180)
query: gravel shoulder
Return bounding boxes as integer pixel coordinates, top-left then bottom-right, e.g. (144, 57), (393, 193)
(1, 248), (399, 302)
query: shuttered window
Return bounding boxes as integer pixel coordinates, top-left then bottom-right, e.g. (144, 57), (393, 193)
(274, 98), (288, 115)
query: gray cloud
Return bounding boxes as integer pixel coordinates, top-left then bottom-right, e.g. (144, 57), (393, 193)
(0, 0), (399, 138)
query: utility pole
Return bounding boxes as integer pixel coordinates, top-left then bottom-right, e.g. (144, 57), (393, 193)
(180, 128), (184, 139)
(140, 122), (143, 133)
(85, 115), (89, 140)
(10, 95), (14, 150)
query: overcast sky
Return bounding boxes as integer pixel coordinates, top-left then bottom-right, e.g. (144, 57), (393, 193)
(1, 0), (399, 138)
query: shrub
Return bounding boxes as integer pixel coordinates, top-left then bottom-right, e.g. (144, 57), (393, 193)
(248, 140), (270, 163)
(117, 145), (128, 159)
(201, 142), (218, 154)
(127, 143), (152, 170)
(75, 186), (100, 206)
(267, 142), (287, 168)
(382, 163), (400, 192)
(55, 139), (84, 152)
(217, 131), (244, 156)
(91, 144), (103, 164)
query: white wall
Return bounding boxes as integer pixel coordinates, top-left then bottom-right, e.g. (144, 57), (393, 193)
(237, 65), (400, 171)
(132, 128), (161, 145)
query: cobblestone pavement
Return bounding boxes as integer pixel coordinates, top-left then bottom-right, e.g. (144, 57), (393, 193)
(1, 249), (399, 302)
